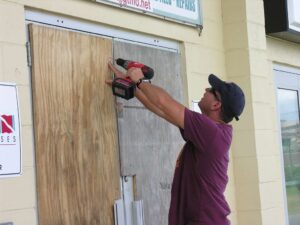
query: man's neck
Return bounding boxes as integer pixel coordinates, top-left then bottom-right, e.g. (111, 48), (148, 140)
(206, 113), (225, 124)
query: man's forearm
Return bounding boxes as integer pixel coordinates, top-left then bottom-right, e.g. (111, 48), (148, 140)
(127, 67), (185, 128)
(134, 88), (165, 118)
(135, 87), (177, 124)
(137, 82), (173, 111)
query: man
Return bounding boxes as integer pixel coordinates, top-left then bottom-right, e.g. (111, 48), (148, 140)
(107, 62), (245, 225)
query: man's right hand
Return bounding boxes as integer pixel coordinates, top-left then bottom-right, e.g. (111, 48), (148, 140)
(127, 67), (144, 83)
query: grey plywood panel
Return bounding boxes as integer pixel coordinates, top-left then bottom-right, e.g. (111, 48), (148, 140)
(113, 41), (184, 225)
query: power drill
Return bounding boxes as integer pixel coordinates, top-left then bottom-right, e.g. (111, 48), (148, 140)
(112, 58), (154, 100)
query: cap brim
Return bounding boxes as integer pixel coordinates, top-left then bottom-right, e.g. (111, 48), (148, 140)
(208, 74), (224, 90)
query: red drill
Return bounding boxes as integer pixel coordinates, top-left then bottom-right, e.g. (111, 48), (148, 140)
(112, 58), (154, 100)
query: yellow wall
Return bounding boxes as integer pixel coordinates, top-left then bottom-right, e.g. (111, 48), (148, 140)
(0, 1), (37, 224)
(222, 0), (287, 225)
(267, 37), (300, 67)
(0, 0), (295, 225)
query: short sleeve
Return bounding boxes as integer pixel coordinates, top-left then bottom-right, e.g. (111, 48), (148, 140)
(182, 108), (218, 152)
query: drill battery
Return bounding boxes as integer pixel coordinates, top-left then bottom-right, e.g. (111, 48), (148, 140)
(112, 77), (136, 100)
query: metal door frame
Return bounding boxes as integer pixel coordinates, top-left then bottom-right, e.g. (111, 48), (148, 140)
(274, 63), (300, 225)
(25, 9), (179, 53)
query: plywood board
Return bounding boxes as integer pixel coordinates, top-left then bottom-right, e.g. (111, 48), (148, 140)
(114, 41), (184, 225)
(29, 24), (120, 225)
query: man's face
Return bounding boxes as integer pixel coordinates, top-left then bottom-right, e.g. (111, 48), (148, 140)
(198, 88), (222, 114)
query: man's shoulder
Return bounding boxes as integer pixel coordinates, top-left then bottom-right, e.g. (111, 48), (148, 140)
(184, 108), (219, 128)
(184, 108), (210, 121)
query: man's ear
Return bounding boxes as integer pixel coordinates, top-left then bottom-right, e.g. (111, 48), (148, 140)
(211, 101), (222, 111)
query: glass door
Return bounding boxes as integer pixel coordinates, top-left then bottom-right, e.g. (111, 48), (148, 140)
(275, 68), (300, 225)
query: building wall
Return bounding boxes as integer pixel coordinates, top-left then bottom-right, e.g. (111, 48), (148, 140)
(0, 0), (296, 225)
(223, 0), (290, 225)
(0, 1), (37, 224)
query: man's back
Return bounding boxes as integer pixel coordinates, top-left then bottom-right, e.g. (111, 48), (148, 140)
(169, 108), (232, 225)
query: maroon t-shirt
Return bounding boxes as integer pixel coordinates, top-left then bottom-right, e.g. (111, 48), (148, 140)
(169, 108), (232, 225)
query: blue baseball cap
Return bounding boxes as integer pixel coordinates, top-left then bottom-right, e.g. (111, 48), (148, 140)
(208, 74), (245, 121)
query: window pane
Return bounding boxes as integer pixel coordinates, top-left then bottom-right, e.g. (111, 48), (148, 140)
(278, 88), (300, 225)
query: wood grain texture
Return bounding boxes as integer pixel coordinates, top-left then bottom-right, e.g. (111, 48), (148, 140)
(29, 24), (120, 225)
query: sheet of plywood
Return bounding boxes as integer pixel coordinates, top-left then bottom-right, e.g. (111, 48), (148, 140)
(29, 24), (120, 225)
(114, 41), (184, 225)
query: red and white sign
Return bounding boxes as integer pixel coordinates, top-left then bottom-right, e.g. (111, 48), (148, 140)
(0, 83), (21, 178)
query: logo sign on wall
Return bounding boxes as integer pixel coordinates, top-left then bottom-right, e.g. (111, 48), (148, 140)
(95, 0), (202, 27)
(0, 83), (21, 178)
